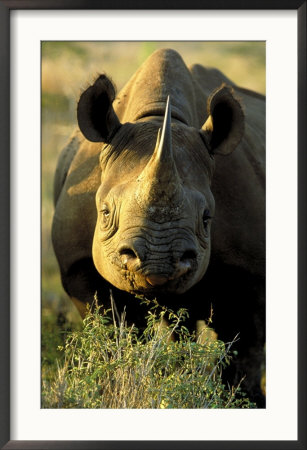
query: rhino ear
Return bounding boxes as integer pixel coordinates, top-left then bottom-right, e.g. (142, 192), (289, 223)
(200, 84), (244, 155)
(77, 74), (121, 143)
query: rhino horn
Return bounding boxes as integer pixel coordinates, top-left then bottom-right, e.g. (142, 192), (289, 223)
(136, 96), (183, 208)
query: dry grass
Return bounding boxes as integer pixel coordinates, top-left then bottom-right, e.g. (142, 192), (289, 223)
(42, 42), (265, 105)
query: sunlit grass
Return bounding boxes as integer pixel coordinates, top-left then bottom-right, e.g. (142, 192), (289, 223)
(42, 298), (255, 409)
(42, 42), (265, 114)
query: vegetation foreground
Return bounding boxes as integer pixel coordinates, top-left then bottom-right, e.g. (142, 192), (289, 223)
(42, 298), (255, 409)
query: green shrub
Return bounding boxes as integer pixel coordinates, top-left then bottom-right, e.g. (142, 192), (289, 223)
(42, 298), (255, 409)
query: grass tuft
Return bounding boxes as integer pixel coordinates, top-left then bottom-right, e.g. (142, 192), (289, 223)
(42, 296), (255, 409)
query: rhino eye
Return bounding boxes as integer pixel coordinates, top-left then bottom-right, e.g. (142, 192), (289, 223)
(202, 209), (211, 230)
(100, 203), (111, 221)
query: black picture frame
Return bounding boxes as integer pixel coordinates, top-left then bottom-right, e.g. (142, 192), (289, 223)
(0, 1), (306, 449)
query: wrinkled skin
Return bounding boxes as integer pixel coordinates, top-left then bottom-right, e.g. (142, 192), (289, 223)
(52, 49), (265, 406)
(92, 121), (215, 297)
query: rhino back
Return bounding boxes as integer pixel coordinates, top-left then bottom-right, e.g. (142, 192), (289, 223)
(190, 63), (265, 276)
(52, 138), (102, 275)
(53, 130), (82, 206)
(114, 48), (199, 126)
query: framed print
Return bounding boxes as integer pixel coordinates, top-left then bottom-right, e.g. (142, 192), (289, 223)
(1, 2), (306, 449)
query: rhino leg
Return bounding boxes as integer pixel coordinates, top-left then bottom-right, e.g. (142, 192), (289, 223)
(60, 258), (108, 314)
(71, 296), (88, 319)
(203, 263), (266, 407)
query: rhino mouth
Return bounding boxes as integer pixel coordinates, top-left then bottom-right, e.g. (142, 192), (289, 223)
(118, 259), (197, 295)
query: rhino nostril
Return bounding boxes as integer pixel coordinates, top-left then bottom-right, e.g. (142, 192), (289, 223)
(181, 250), (197, 261)
(119, 247), (138, 260)
(118, 241), (145, 268)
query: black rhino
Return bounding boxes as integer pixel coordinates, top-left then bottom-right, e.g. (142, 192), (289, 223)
(52, 48), (265, 406)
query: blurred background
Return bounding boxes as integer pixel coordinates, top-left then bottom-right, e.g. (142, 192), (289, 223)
(42, 41), (265, 333)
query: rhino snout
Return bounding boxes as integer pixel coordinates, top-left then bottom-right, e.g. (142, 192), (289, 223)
(118, 239), (197, 287)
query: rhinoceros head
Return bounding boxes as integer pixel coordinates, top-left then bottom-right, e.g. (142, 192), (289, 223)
(77, 75), (244, 296)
